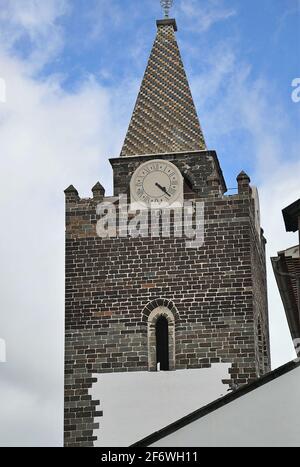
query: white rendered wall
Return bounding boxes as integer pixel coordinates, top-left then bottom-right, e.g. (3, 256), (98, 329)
(151, 365), (300, 447)
(90, 364), (231, 447)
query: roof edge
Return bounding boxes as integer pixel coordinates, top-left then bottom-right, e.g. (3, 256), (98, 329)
(282, 199), (300, 232)
(271, 255), (300, 340)
(131, 359), (300, 447)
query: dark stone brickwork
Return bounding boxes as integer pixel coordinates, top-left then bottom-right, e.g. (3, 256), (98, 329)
(64, 153), (270, 446)
(251, 220), (271, 375)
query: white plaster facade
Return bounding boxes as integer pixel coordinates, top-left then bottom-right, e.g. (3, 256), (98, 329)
(90, 364), (231, 447)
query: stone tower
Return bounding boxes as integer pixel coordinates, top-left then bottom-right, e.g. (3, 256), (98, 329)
(64, 17), (271, 447)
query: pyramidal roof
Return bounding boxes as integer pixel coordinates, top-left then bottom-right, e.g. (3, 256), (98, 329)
(120, 19), (206, 157)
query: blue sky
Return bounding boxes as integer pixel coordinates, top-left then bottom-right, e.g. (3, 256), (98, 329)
(0, 0), (299, 447)
(9, 0), (299, 185)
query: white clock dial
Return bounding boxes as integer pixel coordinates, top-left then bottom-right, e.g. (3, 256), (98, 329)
(130, 159), (183, 207)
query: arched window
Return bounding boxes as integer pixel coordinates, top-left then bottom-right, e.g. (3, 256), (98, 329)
(146, 305), (176, 372)
(156, 316), (169, 371)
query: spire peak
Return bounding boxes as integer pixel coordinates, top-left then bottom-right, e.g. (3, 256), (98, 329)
(120, 13), (206, 157)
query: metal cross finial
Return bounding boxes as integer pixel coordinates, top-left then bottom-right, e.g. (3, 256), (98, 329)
(160, 0), (174, 18)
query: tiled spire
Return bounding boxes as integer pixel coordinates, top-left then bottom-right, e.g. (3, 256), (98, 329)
(120, 19), (206, 157)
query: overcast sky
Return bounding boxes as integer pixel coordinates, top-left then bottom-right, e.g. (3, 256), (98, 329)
(0, 0), (299, 447)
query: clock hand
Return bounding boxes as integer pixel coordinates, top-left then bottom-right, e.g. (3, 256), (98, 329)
(155, 182), (171, 197)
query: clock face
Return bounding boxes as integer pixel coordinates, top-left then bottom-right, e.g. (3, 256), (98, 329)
(130, 159), (183, 207)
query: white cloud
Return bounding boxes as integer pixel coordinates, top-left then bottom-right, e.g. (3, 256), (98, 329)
(86, 0), (123, 40)
(0, 3), (141, 445)
(0, 0), (68, 31)
(259, 161), (300, 368)
(0, 377), (62, 447)
(179, 0), (236, 32)
(190, 43), (239, 118)
(190, 35), (299, 368)
(0, 0), (70, 68)
(0, 36), (130, 448)
(0, 76), (6, 102)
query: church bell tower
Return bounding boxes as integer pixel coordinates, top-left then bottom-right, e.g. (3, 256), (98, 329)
(64, 10), (271, 447)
